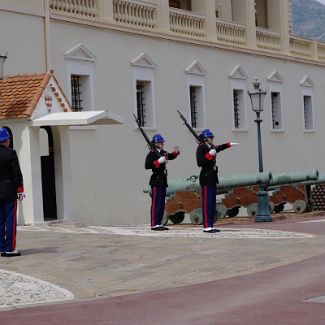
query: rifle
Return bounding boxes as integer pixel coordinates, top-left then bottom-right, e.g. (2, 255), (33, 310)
(177, 109), (202, 144)
(133, 114), (155, 150)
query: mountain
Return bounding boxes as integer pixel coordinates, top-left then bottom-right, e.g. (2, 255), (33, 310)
(292, 0), (325, 42)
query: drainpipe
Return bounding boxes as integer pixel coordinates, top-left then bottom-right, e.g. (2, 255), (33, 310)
(44, 0), (52, 71)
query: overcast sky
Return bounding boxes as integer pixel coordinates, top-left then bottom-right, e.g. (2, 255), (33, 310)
(315, 0), (325, 5)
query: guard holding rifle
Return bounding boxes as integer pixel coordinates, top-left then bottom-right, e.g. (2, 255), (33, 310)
(176, 110), (239, 233)
(145, 134), (180, 230)
(133, 115), (180, 231)
(197, 129), (238, 233)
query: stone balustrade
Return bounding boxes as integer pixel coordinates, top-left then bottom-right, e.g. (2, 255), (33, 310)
(49, 0), (325, 65)
(256, 27), (281, 52)
(290, 36), (312, 59)
(113, 0), (157, 30)
(50, 0), (98, 19)
(169, 8), (206, 38)
(216, 19), (246, 47)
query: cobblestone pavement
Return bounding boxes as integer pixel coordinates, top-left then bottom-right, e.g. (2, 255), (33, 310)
(0, 270), (74, 310)
(0, 219), (324, 310)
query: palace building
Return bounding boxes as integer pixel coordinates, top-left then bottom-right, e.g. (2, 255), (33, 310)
(0, 0), (325, 225)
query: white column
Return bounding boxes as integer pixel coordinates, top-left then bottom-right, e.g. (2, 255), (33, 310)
(97, 0), (114, 22)
(156, 0), (170, 32)
(205, 0), (217, 40)
(245, 0), (257, 49)
(18, 126), (44, 225)
(58, 126), (75, 220)
(279, 0), (290, 55)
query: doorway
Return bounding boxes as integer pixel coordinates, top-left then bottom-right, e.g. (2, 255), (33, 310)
(40, 126), (57, 221)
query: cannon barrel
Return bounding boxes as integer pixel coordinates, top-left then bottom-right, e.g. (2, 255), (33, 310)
(144, 170), (319, 196)
(303, 173), (325, 186)
(269, 170), (318, 187)
(144, 172), (272, 196)
(218, 172), (272, 190)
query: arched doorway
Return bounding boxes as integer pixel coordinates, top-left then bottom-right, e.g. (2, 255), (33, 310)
(40, 126), (57, 220)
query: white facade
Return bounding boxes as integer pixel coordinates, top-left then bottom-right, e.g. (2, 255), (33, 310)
(1, 0), (325, 225)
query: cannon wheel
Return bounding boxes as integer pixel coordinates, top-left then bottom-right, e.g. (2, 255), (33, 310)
(169, 212), (185, 224)
(227, 207), (240, 218)
(293, 200), (307, 214)
(190, 208), (203, 225)
(162, 213), (169, 226)
(247, 203), (258, 217)
(214, 203), (227, 222)
(269, 202), (275, 214)
(273, 203), (285, 214)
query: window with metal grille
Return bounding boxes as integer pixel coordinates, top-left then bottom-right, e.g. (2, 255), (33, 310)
(71, 75), (83, 111)
(303, 95), (314, 130)
(136, 80), (153, 127)
(136, 80), (146, 127)
(233, 89), (240, 129)
(271, 92), (282, 130)
(190, 86), (199, 128)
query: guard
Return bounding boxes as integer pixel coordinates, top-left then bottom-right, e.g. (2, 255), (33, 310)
(145, 134), (180, 231)
(196, 129), (238, 233)
(0, 127), (25, 257)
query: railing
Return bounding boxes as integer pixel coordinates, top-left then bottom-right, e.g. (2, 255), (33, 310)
(216, 19), (246, 47)
(290, 36), (312, 59)
(256, 28), (281, 52)
(169, 8), (206, 38)
(113, 0), (157, 30)
(50, 0), (98, 19)
(317, 43), (325, 62)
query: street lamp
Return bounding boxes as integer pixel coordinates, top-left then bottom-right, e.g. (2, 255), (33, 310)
(248, 78), (272, 222)
(0, 53), (7, 80)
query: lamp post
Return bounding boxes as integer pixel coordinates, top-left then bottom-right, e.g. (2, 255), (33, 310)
(248, 78), (272, 222)
(0, 53), (7, 80)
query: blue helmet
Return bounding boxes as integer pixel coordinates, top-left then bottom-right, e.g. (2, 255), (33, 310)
(200, 129), (214, 139)
(0, 128), (11, 142)
(152, 134), (165, 143)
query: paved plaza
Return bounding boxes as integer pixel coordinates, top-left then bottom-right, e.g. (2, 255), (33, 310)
(0, 216), (325, 324)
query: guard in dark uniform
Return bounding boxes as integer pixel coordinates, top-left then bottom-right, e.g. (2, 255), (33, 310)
(145, 134), (180, 231)
(196, 129), (238, 233)
(0, 128), (24, 257)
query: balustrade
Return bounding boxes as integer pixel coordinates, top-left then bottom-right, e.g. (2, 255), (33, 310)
(169, 8), (206, 38)
(50, 0), (98, 19)
(290, 37), (312, 59)
(256, 28), (281, 52)
(216, 19), (246, 47)
(113, 0), (157, 30)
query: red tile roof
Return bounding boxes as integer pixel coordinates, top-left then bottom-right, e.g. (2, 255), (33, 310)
(0, 71), (52, 120)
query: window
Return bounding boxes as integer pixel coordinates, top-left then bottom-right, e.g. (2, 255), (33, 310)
(271, 92), (282, 130)
(71, 75), (83, 111)
(232, 89), (246, 130)
(303, 95), (314, 130)
(65, 44), (96, 111)
(136, 80), (152, 127)
(189, 85), (204, 129)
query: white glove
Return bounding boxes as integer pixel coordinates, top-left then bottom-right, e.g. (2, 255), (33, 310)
(209, 149), (216, 156)
(230, 142), (240, 146)
(158, 156), (166, 164)
(18, 193), (25, 202)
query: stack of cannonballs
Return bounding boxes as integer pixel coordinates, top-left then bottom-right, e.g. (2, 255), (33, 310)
(312, 184), (325, 211)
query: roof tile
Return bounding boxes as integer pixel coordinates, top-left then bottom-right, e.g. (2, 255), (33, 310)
(0, 71), (52, 120)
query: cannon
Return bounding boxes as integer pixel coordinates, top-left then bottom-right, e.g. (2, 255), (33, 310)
(144, 170), (320, 225)
(223, 170), (319, 217)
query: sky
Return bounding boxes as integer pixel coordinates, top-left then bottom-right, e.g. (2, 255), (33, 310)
(315, 0), (325, 5)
